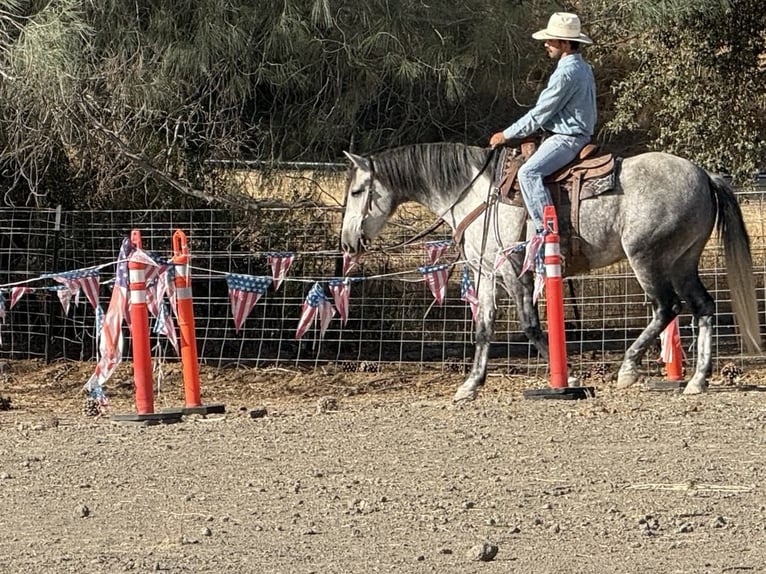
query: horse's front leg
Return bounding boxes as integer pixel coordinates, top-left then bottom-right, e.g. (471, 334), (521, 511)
(454, 274), (497, 402)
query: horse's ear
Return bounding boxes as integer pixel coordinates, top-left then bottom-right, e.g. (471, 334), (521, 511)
(343, 151), (371, 173)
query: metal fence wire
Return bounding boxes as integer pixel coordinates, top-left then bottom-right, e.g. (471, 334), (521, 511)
(0, 189), (765, 377)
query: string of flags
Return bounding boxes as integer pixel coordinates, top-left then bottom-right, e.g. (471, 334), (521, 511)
(0, 237), (492, 377)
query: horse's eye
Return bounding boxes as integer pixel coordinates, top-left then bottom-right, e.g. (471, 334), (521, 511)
(349, 185), (365, 197)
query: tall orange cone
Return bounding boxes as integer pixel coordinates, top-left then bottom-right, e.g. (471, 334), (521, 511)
(170, 230), (224, 416)
(112, 230), (181, 424)
(662, 317), (684, 381)
(524, 206), (593, 400)
(645, 317), (687, 391)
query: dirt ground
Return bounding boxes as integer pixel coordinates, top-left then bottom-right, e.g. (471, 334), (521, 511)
(2, 359), (766, 574)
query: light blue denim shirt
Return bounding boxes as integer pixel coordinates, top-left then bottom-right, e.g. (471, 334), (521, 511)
(502, 53), (596, 139)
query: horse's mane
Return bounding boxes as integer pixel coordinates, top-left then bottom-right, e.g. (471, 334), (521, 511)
(371, 143), (490, 201)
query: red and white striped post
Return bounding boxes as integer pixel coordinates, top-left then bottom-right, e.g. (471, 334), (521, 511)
(542, 206), (568, 389)
(170, 230), (225, 415)
(112, 230), (182, 424)
(128, 230), (155, 414)
(524, 206), (593, 400)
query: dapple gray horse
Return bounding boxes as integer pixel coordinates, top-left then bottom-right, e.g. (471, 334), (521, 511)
(340, 142), (761, 401)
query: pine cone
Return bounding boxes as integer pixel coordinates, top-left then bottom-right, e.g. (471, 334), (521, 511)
(358, 360), (380, 373)
(340, 361), (357, 373)
(82, 398), (101, 417)
(720, 362), (743, 385)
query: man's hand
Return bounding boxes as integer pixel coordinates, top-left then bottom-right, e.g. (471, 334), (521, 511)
(489, 132), (507, 148)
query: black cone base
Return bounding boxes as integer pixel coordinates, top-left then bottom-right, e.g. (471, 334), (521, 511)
(164, 403), (226, 416)
(523, 386), (595, 400)
(644, 380), (686, 391)
(111, 411), (183, 425)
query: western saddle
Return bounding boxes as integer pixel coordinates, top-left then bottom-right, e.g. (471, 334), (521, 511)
(496, 138), (618, 274)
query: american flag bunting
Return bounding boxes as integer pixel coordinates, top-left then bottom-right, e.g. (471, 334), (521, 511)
(424, 240), (453, 264)
(296, 282), (335, 340)
(342, 252), (360, 276)
(226, 273), (272, 332)
(328, 280), (350, 326)
(50, 268), (101, 311)
(85, 237), (134, 393)
(10, 286), (33, 309)
(267, 252), (295, 291)
(418, 264), (451, 305)
(460, 266), (479, 322)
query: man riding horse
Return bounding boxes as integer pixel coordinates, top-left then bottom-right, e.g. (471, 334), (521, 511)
(489, 12), (596, 244)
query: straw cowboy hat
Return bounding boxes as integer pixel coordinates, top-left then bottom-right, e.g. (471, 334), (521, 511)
(532, 12), (593, 45)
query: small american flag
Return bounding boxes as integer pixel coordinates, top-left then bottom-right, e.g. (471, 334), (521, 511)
(418, 264), (451, 305)
(342, 252), (360, 276)
(424, 240), (453, 264)
(226, 273), (272, 332)
(51, 284), (73, 315)
(296, 282), (336, 340)
(460, 266), (479, 322)
(85, 237), (134, 393)
(50, 268), (101, 311)
(152, 302), (178, 352)
(328, 279), (350, 326)
(9, 286), (33, 309)
(267, 252), (295, 291)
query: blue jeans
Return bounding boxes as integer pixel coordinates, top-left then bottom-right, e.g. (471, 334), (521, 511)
(517, 133), (591, 232)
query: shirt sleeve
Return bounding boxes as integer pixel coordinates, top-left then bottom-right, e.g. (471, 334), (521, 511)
(502, 68), (574, 139)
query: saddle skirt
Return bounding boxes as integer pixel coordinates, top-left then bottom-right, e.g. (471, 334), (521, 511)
(495, 141), (621, 275)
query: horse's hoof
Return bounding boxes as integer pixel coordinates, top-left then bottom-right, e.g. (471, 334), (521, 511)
(453, 386), (477, 403)
(616, 371), (639, 389)
(683, 375), (708, 395)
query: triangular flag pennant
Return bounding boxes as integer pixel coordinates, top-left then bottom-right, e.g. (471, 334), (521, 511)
(318, 300), (336, 339)
(296, 282), (334, 340)
(460, 266), (479, 322)
(418, 264), (450, 305)
(424, 240), (453, 264)
(53, 285), (73, 315)
(328, 280), (350, 326)
(520, 233), (545, 277)
(343, 252), (360, 276)
(267, 252), (295, 291)
(153, 302), (179, 353)
(0, 292), (6, 323)
(50, 268), (101, 311)
(225, 274), (272, 333)
(10, 286), (33, 309)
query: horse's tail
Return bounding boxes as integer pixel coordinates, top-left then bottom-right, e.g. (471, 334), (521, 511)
(708, 172), (762, 354)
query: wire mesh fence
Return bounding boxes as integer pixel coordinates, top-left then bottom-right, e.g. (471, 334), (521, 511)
(1, 181), (765, 378)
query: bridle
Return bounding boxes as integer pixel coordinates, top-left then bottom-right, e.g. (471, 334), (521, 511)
(348, 147), (499, 253)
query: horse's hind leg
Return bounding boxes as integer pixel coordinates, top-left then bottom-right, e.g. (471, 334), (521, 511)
(677, 274), (715, 394)
(617, 277), (681, 388)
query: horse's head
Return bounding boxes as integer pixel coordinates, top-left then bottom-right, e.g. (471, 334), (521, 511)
(340, 151), (397, 254)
